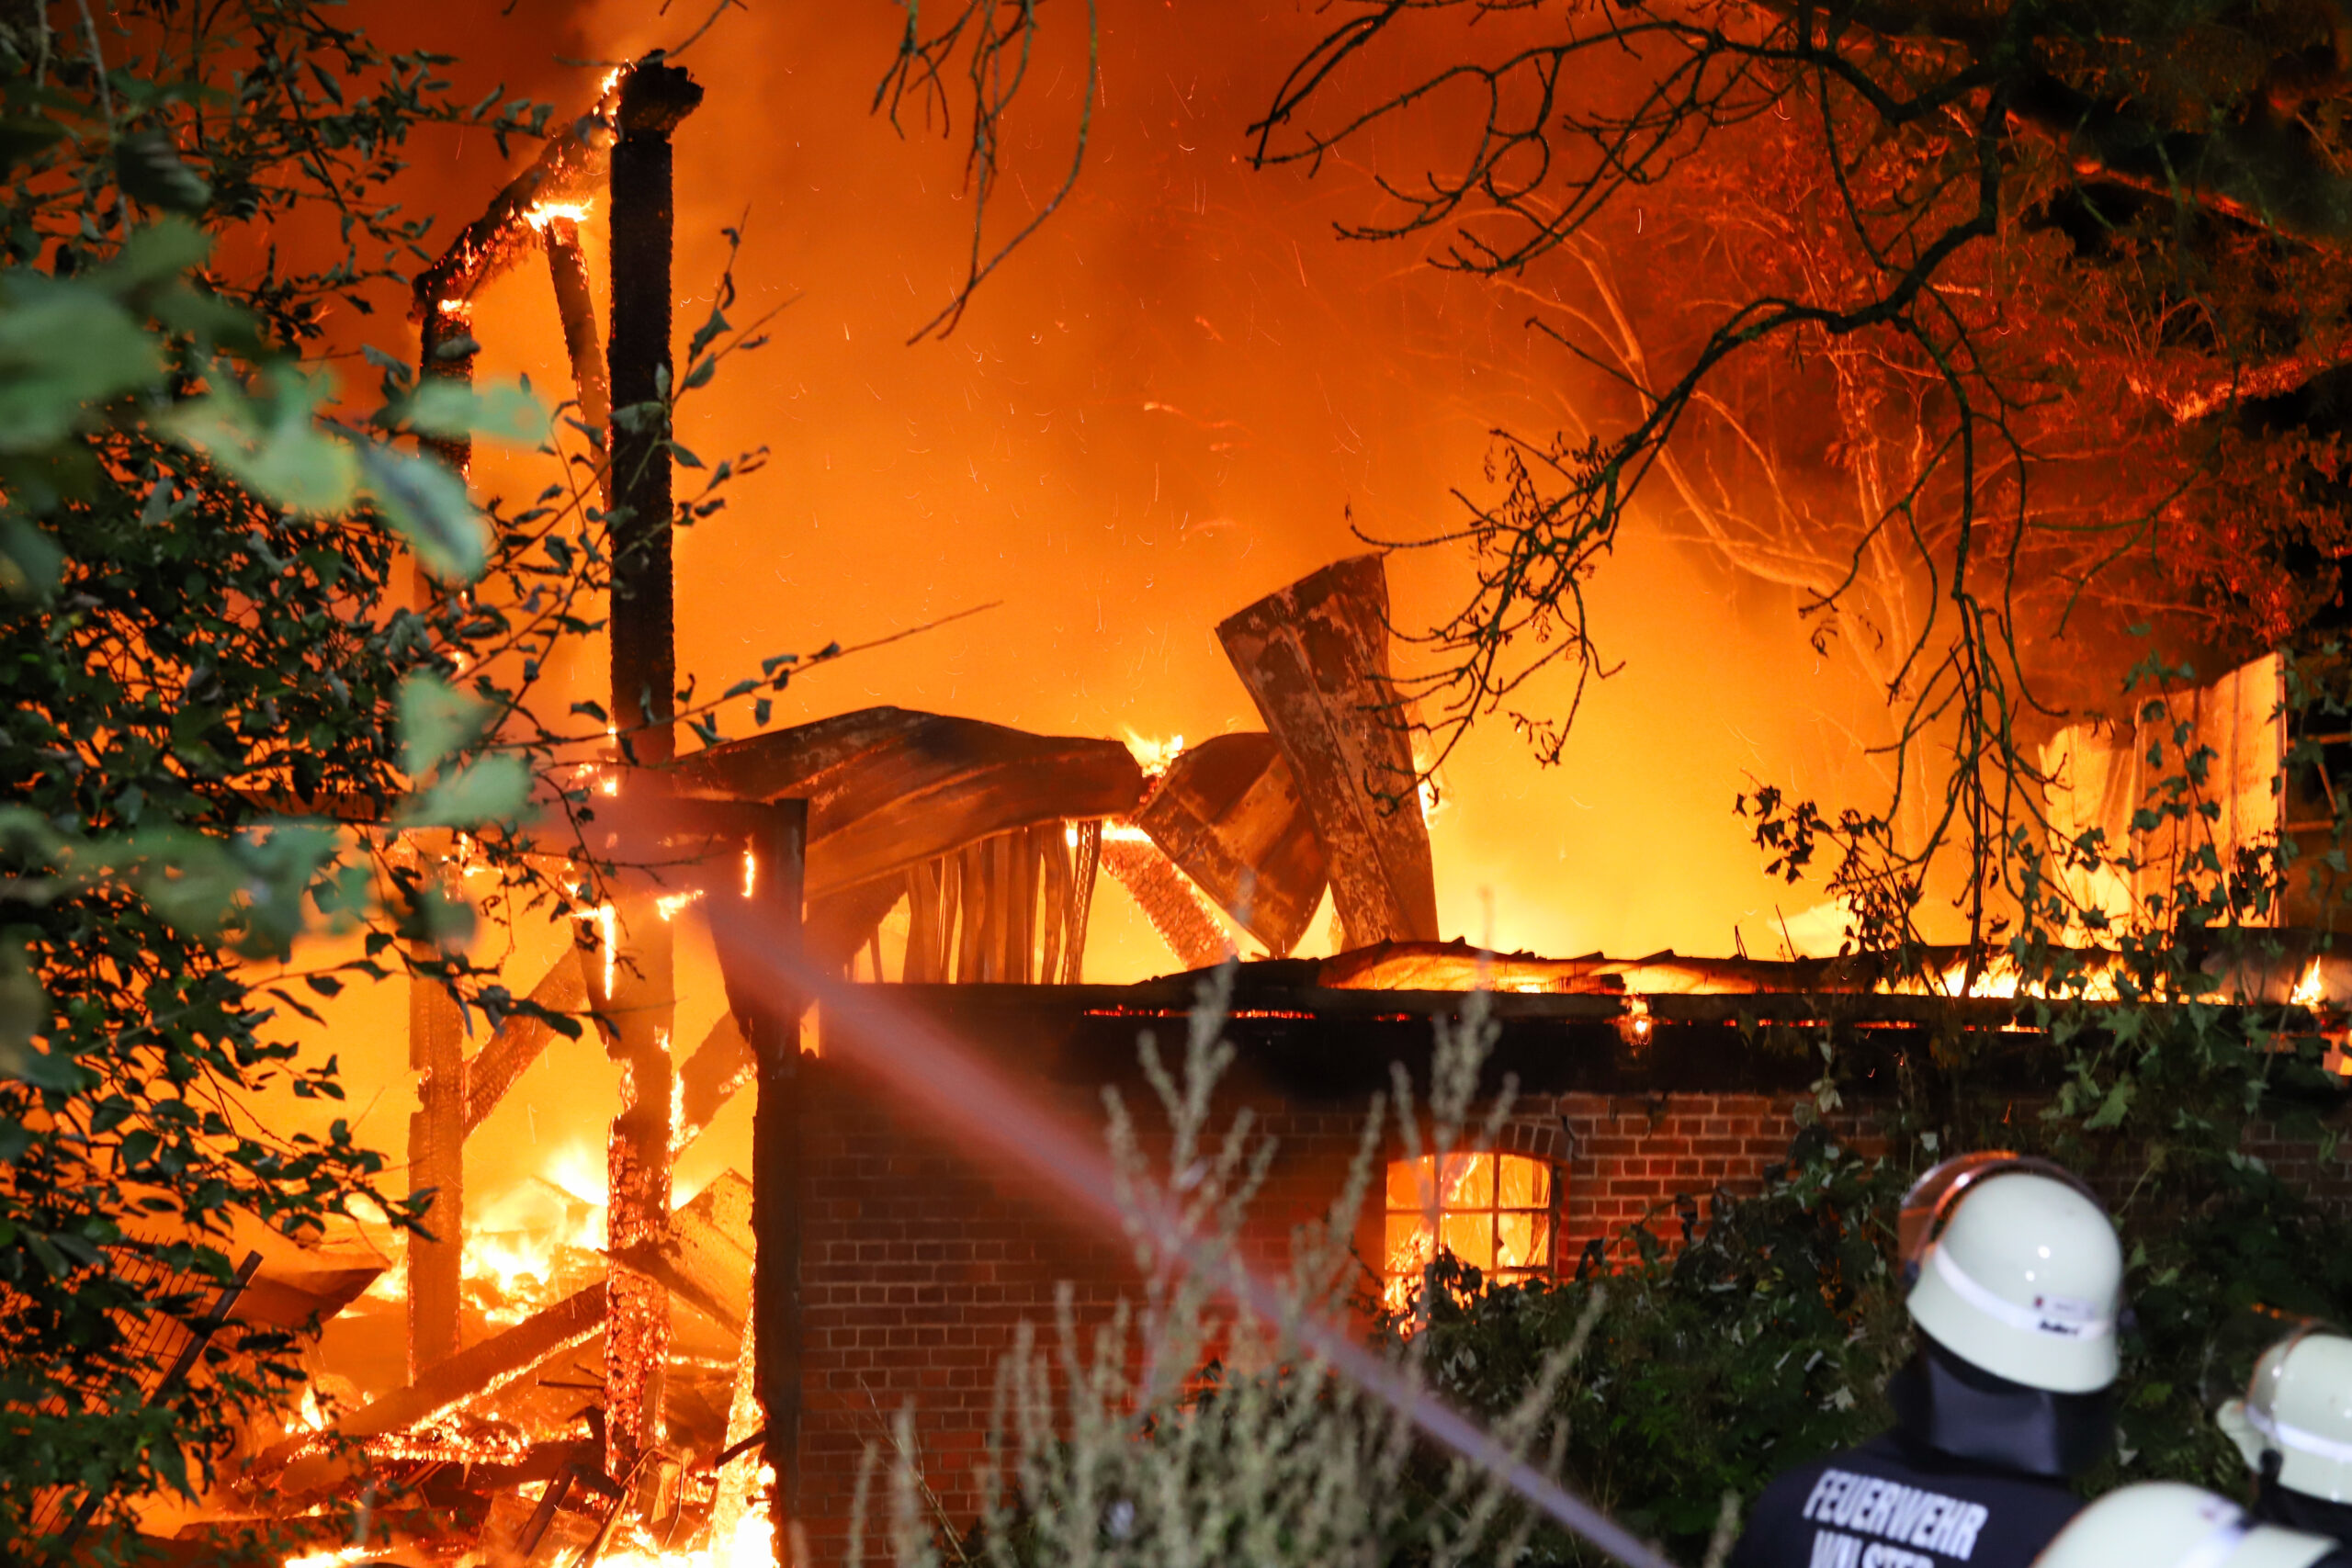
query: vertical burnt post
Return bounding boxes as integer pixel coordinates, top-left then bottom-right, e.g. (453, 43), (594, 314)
(747, 799), (808, 1563)
(405, 872), (466, 1375)
(607, 58), (703, 770)
(417, 300), (479, 484)
(598, 54), (701, 1490)
(597, 886), (675, 1485)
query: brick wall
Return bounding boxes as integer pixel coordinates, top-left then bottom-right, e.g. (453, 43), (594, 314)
(792, 1064), (1853, 1557)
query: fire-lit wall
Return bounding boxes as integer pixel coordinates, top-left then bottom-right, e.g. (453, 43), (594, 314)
(789, 986), (1877, 1555)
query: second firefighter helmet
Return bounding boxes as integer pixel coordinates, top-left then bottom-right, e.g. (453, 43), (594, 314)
(2033, 1483), (2341, 1568)
(2220, 1326), (2352, 1504)
(1900, 1151), (2124, 1393)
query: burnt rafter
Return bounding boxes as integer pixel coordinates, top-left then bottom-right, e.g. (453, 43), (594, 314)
(668, 705), (1147, 897)
(408, 80), (622, 323)
(1218, 554), (1440, 947)
(1135, 732), (1328, 957)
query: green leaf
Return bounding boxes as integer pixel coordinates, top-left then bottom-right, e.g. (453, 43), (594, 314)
(398, 754), (531, 828)
(0, 278), (161, 451)
(0, 943), (47, 1079)
(96, 218), (214, 292)
(162, 378), (361, 513)
(399, 672), (492, 779)
(0, 517), (63, 602)
(114, 133), (212, 215)
(358, 444), (485, 581)
(399, 378), (546, 445)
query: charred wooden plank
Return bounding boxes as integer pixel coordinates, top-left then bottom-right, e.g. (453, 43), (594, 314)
(666, 707), (1145, 897)
(806, 876), (908, 976)
(463, 945), (593, 1134)
(676, 1012), (754, 1151)
(406, 956), (466, 1376)
(298, 1282), (607, 1454)
(1101, 832), (1235, 971)
(1217, 555), (1439, 945)
(1135, 733), (1328, 957)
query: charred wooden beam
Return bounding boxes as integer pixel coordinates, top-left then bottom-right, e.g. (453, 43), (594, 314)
(668, 707), (1144, 897)
(739, 800), (808, 1567)
(417, 300), (480, 483)
(411, 85), (619, 324)
(406, 957), (466, 1376)
(1135, 733), (1328, 957)
(462, 944), (594, 1135)
(1217, 555), (1440, 946)
(606, 60), (703, 770)
(543, 213), (614, 489)
(592, 895), (676, 1483)
(676, 1011), (755, 1150)
(258, 1282), (608, 1487)
(1101, 830), (1235, 971)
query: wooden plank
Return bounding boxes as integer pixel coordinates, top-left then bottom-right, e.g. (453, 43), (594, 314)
(314, 1282), (607, 1454)
(956, 840), (988, 982)
(1038, 825), (1070, 984)
(666, 708), (1145, 897)
(1135, 733), (1328, 957)
(905, 862), (942, 984)
(1066, 820), (1102, 984)
(1217, 555), (1440, 945)
(463, 946), (592, 1134)
(405, 953), (466, 1376)
(1101, 832), (1235, 971)
(676, 1012), (754, 1151)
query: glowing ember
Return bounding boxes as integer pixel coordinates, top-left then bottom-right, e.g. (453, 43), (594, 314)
(1125, 731), (1185, 778)
(525, 198), (596, 230)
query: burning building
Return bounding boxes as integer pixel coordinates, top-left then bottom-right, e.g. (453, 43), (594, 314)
(50, 10), (2352, 1568)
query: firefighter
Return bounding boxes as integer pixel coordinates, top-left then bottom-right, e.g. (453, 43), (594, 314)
(1727, 1153), (2124, 1568)
(2218, 1325), (2352, 1547)
(2031, 1482), (2350, 1568)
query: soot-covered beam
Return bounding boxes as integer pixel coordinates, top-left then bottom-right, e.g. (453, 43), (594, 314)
(606, 59), (703, 769)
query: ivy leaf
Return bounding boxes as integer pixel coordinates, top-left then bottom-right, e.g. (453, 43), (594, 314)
(358, 444), (484, 581)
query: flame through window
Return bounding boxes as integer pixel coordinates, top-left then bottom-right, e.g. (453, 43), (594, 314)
(1383, 1152), (1555, 1314)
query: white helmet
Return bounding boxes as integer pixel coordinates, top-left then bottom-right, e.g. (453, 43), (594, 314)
(2034, 1483), (2340, 1568)
(1900, 1152), (2124, 1393)
(2220, 1327), (2352, 1503)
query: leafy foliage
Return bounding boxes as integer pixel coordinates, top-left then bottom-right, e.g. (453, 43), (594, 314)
(0, 5), (808, 1555)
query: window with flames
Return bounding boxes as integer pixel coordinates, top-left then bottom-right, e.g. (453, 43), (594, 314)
(1382, 1152), (1555, 1313)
